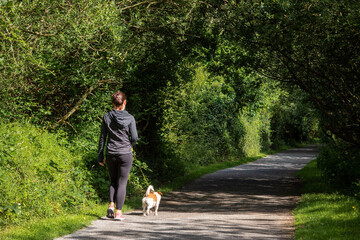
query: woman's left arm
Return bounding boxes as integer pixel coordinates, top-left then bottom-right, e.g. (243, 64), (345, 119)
(98, 119), (108, 165)
(129, 116), (138, 146)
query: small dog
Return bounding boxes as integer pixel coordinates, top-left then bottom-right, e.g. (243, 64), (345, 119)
(142, 185), (162, 216)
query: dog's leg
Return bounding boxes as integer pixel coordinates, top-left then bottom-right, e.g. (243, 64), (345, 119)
(143, 206), (146, 216)
(155, 195), (161, 216)
(142, 199), (147, 216)
(146, 205), (151, 216)
(154, 202), (159, 216)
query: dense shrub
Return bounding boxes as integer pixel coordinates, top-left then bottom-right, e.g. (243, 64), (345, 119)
(158, 66), (276, 179)
(317, 141), (360, 197)
(160, 67), (239, 171)
(0, 122), (96, 228)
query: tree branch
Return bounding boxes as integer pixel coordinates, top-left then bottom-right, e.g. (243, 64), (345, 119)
(56, 85), (96, 126)
(142, 112), (152, 132)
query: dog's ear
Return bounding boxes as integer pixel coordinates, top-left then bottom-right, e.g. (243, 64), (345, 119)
(157, 192), (163, 195)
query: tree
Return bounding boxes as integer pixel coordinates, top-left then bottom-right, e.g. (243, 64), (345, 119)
(0, 0), (123, 124)
(0, 0), (207, 127)
(204, 0), (360, 146)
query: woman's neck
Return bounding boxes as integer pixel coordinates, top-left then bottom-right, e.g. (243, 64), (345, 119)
(115, 106), (125, 111)
(113, 102), (126, 111)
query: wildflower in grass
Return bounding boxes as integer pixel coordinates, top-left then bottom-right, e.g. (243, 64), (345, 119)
(353, 206), (359, 215)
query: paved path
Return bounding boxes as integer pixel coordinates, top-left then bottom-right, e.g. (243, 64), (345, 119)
(56, 145), (318, 240)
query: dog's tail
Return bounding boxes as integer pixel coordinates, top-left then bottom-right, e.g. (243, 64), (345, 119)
(145, 185), (155, 196)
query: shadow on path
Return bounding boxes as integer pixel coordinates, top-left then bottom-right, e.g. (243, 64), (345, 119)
(56, 145), (318, 240)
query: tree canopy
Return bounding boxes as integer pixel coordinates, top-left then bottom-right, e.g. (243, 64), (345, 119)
(1, 0), (359, 153)
(210, 0), (360, 146)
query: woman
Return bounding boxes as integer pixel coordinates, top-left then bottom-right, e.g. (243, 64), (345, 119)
(98, 91), (138, 221)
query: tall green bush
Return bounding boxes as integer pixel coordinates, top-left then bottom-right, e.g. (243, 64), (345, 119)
(0, 122), (96, 229)
(160, 67), (239, 170)
(159, 66), (279, 177)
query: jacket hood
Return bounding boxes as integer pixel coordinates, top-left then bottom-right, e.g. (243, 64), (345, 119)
(108, 110), (133, 128)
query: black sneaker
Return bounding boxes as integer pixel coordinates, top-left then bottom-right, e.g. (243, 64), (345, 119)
(107, 207), (114, 218)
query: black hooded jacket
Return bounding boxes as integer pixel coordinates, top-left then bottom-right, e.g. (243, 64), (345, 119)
(98, 110), (138, 163)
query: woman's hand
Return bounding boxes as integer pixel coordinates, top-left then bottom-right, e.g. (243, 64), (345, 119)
(99, 159), (105, 166)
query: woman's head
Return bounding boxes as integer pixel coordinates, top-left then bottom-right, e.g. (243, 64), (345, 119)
(112, 91), (126, 108)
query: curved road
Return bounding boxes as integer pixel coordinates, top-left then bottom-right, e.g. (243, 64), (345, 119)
(56, 145), (318, 240)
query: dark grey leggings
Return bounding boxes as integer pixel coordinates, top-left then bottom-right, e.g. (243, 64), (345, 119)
(106, 153), (133, 210)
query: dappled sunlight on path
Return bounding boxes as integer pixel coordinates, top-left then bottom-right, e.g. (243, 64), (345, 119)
(56, 145), (318, 240)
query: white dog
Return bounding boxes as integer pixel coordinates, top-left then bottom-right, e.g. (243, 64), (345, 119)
(142, 185), (162, 216)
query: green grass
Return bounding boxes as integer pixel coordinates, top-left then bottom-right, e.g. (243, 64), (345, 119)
(0, 203), (105, 240)
(294, 159), (360, 240)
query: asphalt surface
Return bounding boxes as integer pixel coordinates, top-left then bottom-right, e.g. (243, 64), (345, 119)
(56, 145), (318, 240)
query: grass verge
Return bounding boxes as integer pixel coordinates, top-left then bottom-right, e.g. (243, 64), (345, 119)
(294, 159), (360, 240)
(0, 203), (136, 240)
(0, 203), (105, 240)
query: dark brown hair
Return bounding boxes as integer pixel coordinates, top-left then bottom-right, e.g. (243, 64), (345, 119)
(111, 91), (126, 107)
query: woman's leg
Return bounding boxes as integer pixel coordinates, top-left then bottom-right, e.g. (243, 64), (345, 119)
(106, 155), (118, 204)
(115, 153), (133, 210)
